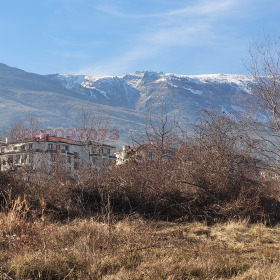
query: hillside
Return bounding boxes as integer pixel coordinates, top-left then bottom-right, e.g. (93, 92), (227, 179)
(51, 71), (253, 113)
(0, 63), (254, 145)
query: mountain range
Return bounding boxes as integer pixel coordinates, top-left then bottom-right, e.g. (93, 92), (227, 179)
(0, 63), (254, 146)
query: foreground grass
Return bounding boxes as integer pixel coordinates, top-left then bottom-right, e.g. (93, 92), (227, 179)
(1, 213), (280, 279)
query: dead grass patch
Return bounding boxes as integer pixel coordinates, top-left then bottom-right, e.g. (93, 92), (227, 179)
(0, 214), (280, 279)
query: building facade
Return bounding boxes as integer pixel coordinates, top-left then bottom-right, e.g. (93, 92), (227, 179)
(0, 137), (115, 172)
(115, 144), (175, 165)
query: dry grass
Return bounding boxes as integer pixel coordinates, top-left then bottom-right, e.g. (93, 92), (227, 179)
(0, 208), (280, 280)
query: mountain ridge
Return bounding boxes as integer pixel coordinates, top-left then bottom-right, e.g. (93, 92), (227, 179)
(50, 70), (253, 112)
(0, 63), (253, 145)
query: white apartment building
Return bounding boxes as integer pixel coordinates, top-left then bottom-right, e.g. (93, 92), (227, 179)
(0, 136), (115, 172)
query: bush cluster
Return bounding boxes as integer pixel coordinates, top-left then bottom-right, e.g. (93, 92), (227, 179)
(1, 140), (280, 224)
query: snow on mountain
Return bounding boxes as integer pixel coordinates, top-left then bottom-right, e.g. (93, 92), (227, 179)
(51, 71), (254, 114)
(54, 74), (86, 90)
(53, 71), (254, 94)
(0, 63), (256, 146)
(52, 74), (140, 108)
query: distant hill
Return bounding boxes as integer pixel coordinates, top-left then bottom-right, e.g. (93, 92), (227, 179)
(51, 71), (253, 112)
(0, 63), (253, 146)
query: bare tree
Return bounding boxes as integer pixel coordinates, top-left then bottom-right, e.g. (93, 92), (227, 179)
(129, 102), (183, 162)
(146, 103), (178, 147)
(244, 34), (280, 171)
(74, 106), (113, 173)
(76, 106), (110, 143)
(28, 114), (39, 132)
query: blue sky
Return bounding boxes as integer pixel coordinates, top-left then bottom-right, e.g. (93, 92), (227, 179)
(0, 0), (279, 76)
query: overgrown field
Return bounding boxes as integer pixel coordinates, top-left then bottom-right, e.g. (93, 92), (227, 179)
(1, 205), (280, 280)
(2, 110), (280, 279)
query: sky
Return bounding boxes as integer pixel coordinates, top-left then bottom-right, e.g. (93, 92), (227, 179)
(0, 0), (280, 76)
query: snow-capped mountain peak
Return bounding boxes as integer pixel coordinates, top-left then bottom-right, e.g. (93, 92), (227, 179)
(51, 71), (253, 113)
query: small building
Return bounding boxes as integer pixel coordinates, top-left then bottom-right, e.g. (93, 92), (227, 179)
(0, 136), (115, 172)
(260, 166), (280, 181)
(115, 143), (175, 165)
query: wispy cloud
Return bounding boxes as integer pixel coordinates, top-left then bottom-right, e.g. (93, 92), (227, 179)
(79, 0), (249, 75)
(79, 46), (159, 75)
(94, 0), (239, 18)
(93, 5), (125, 17)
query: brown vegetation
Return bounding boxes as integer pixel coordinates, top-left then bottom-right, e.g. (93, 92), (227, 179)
(1, 121), (280, 279)
(1, 109), (280, 224)
(1, 205), (280, 279)
(1, 75), (280, 278)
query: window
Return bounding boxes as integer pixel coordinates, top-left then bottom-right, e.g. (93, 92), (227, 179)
(7, 156), (13, 164)
(21, 155), (27, 164)
(21, 145), (25, 151)
(64, 145), (69, 152)
(15, 155), (20, 163)
(29, 144), (33, 150)
(48, 143), (53, 150)
(28, 155), (33, 163)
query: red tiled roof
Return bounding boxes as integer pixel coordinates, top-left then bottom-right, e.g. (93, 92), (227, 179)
(1, 137), (115, 148)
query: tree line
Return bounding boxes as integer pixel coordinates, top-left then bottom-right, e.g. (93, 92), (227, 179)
(1, 35), (280, 224)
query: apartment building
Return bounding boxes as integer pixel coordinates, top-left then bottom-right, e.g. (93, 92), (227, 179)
(115, 143), (175, 165)
(0, 136), (115, 172)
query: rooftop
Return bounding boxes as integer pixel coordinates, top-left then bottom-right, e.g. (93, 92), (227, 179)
(0, 137), (115, 148)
